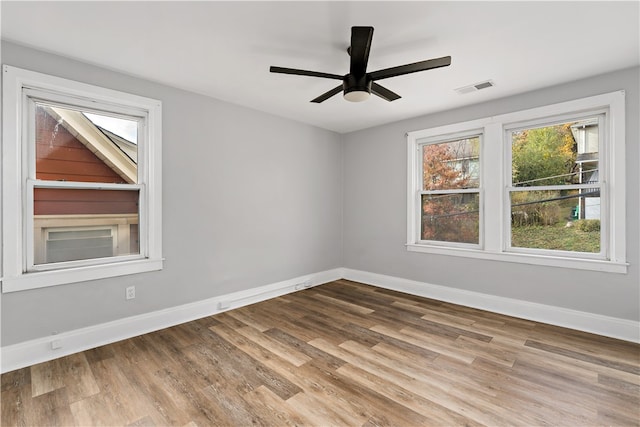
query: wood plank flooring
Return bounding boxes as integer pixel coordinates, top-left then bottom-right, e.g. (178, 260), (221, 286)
(2, 279), (639, 426)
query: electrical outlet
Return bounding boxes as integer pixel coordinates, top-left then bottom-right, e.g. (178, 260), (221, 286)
(126, 286), (136, 300)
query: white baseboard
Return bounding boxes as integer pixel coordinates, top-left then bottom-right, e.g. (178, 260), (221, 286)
(3, 266), (637, 373)
(0, 268), (343, 373)
(342, 268), (640, 344)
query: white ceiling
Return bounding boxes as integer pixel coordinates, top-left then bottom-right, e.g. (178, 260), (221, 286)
(2, 1), (639, 134)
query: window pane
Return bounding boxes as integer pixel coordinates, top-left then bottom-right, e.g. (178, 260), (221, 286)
(35, 104), (138, 184)
(422, 137), (480, 190)
(46, 227), (116, 263)
(421, 193), (479, 244)
(33, 188), (140, 265)
(511, 118), (599, 187)
(510, 188), (600, 253)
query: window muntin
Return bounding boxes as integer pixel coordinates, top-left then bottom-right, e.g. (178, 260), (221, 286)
(2, 65), (162, 292)
(406, 91), (626, 273)
(418, 135), (481, 246)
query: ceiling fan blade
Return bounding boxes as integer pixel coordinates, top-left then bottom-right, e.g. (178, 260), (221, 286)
(270, 66), (343, 80)
(369, 56), (451, 81)
(310, 85), (343, 103)
(349, 26), (374, 76)
(371, 83), (401, 102)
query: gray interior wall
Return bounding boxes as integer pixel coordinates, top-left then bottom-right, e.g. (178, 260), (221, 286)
(342, 66), (640, 322)
(2, 42), (637, 349)
(1, 41), (343, 346)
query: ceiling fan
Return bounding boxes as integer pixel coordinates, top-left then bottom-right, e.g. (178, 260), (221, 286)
(270, 26), (451, 103)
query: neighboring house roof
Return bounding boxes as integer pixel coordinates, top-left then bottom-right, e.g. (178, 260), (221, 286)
(95, 125), (137, 164)
(570, 118), (599, 156)
(47, 107), (137, 183)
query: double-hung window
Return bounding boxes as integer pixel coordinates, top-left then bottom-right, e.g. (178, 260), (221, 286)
(506, 115), (605, 257)
(407, 91), (626, 273)
(417, 132), (482, 246)
(2, 65), (163, 292)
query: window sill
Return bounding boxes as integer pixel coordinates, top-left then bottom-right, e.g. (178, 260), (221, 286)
(406, 244), (628, 274)
(1, 258), (164, 293)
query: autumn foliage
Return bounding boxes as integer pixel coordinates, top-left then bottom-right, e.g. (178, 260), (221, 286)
(421, 140), (479, 243)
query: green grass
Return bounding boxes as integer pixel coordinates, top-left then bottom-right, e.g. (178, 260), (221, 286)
(511, 222), (600, 253)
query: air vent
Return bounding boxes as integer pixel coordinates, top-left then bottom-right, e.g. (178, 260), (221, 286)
(455, 80), (495, 95)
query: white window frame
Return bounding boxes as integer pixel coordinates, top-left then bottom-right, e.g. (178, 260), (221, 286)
(504, 112), (607, 260)
(415, 130), (484, 249)
(407, 91), (627, 274)
(2, 65), (163, 292)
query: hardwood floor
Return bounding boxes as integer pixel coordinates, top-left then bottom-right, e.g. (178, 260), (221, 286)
(2, 279), (639, 426)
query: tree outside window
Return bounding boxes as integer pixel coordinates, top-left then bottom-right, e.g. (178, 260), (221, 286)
(509, 118), (601, 253)
(420, 137), (480, 244)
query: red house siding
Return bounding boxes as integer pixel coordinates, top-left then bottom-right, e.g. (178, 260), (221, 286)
(34, 188), (138, 216)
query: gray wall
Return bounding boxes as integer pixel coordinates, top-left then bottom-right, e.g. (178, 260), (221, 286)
(1, 41), (343, 345)
(342, 66), (640, 322)
(2, 41), (637, 349)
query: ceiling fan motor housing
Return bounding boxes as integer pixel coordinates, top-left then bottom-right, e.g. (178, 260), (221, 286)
(343, 74), (372, 97)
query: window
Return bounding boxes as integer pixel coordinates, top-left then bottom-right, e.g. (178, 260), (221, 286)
(507, 116), (603, 256)
(418, 134), (481, 246)
(2, 65), (163, 292)
(407, 91), (627, 273)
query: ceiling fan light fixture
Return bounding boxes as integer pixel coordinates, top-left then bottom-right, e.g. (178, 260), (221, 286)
(344, 90), (370, 102)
